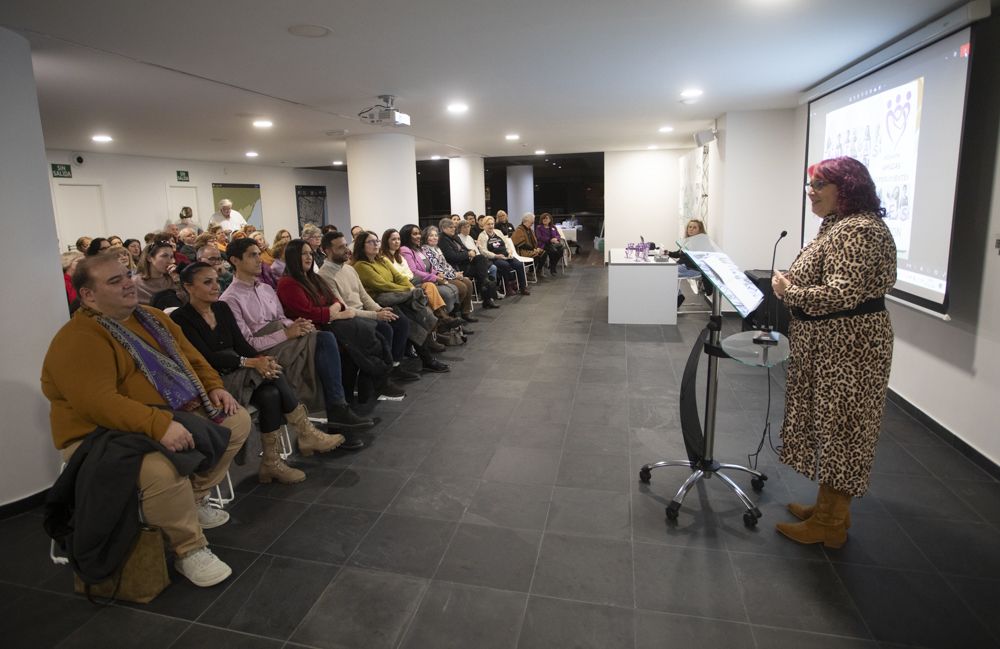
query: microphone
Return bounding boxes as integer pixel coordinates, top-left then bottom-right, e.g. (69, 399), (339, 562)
(753, 230), (788, 346)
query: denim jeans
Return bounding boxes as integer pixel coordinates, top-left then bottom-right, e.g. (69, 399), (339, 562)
(313, 330), (346, 405)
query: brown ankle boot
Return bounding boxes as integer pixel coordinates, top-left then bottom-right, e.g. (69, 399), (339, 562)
(776, 484), (851, 549)
(788, 498), (852, 528)
(286, 404), (345, 456)
(258, 431), (306, 484)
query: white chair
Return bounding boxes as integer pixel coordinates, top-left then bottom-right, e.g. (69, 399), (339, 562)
(556, 227), (574, 263)
(514, 254), (537, 284)
(207, 404), (292, 508)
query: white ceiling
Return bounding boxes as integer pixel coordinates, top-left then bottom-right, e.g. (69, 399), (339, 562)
(0, 0), (964, 167)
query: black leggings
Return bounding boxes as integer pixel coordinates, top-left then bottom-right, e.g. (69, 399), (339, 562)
(250, 374), (298, 432)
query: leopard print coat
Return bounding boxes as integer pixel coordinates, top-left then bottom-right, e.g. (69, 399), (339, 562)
(779, 211), (896, 497)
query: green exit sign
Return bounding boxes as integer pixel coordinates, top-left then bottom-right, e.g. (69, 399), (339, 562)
(176, 170), (190, 182)
(51, 164), (72, 178)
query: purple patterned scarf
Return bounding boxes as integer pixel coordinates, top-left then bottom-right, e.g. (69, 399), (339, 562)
(87, 306), (224, 422)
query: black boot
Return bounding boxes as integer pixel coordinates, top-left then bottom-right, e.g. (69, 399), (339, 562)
(327, 403), (374, 431)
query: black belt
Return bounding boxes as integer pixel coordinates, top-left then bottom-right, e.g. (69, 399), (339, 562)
(790, 297), (885, 322)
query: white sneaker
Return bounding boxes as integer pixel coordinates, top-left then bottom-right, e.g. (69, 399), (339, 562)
(197, 500), (230, 529)
(175, 547), (232, 587)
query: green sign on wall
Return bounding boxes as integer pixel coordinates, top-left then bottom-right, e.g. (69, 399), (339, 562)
(51, 164), (72, 178)
(176, 170), (190, 182)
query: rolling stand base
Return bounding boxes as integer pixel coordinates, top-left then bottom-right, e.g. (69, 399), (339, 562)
(639, 459), (768, 528)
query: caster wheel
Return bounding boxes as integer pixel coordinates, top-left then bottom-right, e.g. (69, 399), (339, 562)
(638, 468), (652, 484)
(743, 512), (759, 528)
(665, 504), (680, 521)
(750, 477), (765, 492)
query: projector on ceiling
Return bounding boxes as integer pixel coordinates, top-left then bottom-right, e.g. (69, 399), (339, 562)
(361, 108), (411, 127)
(359, 95), (411, 127)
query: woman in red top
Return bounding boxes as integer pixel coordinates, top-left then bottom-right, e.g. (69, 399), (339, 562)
(277, 239), (404, 402)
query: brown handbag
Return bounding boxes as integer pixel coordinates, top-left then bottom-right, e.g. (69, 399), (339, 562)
(74, 525), (171, 604)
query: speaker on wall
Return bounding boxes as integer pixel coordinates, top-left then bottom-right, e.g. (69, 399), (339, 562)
(694, 129), (717, 147)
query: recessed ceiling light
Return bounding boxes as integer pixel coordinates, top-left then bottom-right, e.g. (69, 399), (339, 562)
(535, 150), (546, 155)
(431, 155), (441, 160)
(332, 160), (344, 166)
(658, 126), (674, 133)
(288, 24), (331, 38)
(91, 134), (113, 143)
(505, 134), (520, 141)
(253, 120), (273, 128)
(447, 102), (469, 114)
(648, 145), (658, 150)
(245, 151), (259, 158)
(680, 88), (704, 99)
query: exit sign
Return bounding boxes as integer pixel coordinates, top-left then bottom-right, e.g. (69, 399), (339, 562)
(51, 164), (72, 178)
(176, 170), (190, 182)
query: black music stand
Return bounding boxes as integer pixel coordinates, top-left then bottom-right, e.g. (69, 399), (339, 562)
(638, 238), (789, 527)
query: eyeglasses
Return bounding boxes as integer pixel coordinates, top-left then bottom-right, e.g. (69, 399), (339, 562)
(805, 179), (831, 192)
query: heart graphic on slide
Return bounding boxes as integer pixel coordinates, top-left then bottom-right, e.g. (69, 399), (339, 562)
(885, 92), (910, 149)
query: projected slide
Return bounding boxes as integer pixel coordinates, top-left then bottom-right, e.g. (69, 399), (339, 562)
(806, 27), (971, 309)
(823, 78), (924, 259)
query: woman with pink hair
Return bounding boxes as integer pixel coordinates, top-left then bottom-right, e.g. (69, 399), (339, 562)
(771, 156), (896, 549)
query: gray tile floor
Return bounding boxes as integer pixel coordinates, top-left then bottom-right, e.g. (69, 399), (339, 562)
(2, 265), (999, 648)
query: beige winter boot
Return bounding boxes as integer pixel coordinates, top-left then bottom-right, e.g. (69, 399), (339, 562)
(286, 404), (345, 456)
(258, 431), (306, 484)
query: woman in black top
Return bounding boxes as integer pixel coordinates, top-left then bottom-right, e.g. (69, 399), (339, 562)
(171, 263), (345, 485)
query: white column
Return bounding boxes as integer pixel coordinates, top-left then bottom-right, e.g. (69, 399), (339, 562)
(345, 133), (418, 235)
(505, 165), (534, 220)
(448, 156), (485, 215)
(0, 28), (65, 506)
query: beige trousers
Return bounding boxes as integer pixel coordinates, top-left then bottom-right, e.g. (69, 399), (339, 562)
(61, 407), (251, 557)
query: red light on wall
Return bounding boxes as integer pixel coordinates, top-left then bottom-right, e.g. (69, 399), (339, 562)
(960, 43), (970, 58)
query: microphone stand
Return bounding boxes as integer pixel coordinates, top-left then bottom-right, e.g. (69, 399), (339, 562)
(753, 230), (787, 346)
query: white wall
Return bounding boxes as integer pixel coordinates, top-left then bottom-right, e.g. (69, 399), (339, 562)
(0, 28), (66, 506)
(604, 149), (681, 251)
(45, 149), (349, 247)
(886, 126), (1000, 466)
(713, 109), (803, 271)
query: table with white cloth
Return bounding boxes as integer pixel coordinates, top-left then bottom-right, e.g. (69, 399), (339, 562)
(607, 248), (678, 325)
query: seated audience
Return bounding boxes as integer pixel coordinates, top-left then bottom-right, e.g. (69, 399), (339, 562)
(270, 239), (289, 277)
(113, 245), (136, 273)
(478, 216), (530, 296)
(85, 238), (112, 256)
(495, 210), (515, 237)
(41, 251), (251, 588)
(382, 228), (461, 327)
(438, 218), (499, 308)
(350, 225), (364, 242)
(177, 206), (202, 234)
(272, 229), (293, 249)
(220, 238), (373, 450)
(108, 235), (124, 247)
(463, 211), (480, 240)
(422, 225), (477, 322)
(510, 212), (547, 275)
(196, 244), (234, 292)
(173, 262), (344, 484)
(277, 239), (405, 401)
(75, 236), (92, 254)
(317, 231), (427, 379)
(135, 241), (187, 308)
(399, 224), (461, 316)
(301, 224), (325, 268)
(254, 232), (274, 264)
(211, 199), (247, 233)
(352, 229), (452, 360)
(534, 212), (565, 277)
(124, 239), (142, 265)
(61, 251), (83, 310)
(178, 227), (199, 259)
